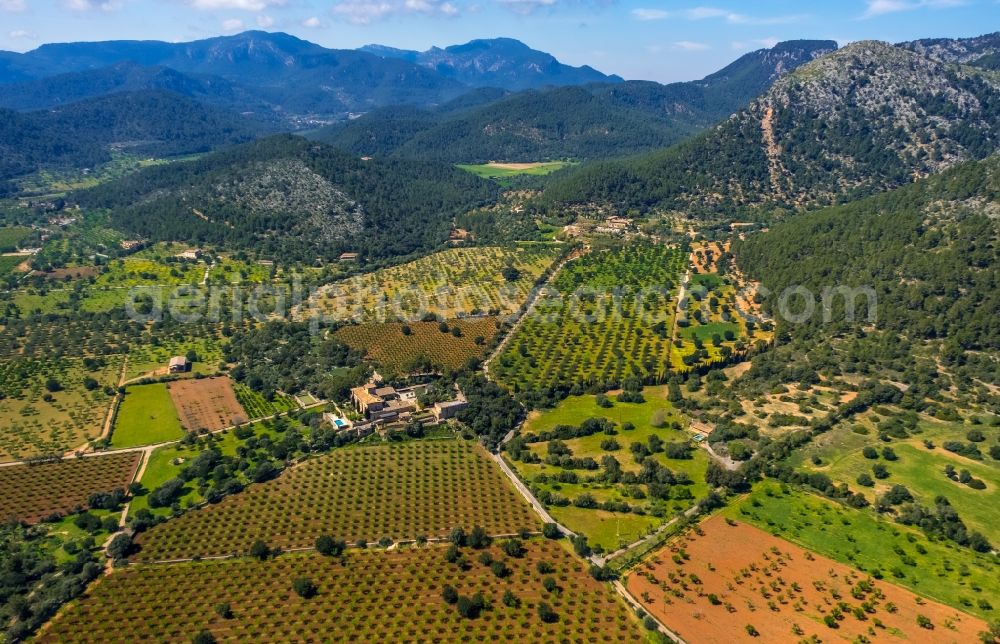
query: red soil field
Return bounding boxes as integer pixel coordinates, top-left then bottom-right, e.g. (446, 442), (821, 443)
(0, 452), (141, 523)
(168, 376), (246, 432)
(626, 515), (986, 643)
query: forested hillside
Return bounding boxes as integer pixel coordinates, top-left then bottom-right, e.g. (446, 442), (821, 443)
(0, 90), (270, 181)
(542, 41), (1000, 216)
(74, 135), (498, 262)
(735, 154), (1000, 351)
(0, 62), (270, 116)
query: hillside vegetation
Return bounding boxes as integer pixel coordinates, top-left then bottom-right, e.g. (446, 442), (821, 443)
(73, 135), (498, 262)
(543, 41), (1000, 216)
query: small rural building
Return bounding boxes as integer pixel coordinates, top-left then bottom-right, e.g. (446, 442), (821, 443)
(432, 400), (468, 421)
(339, 252), (359, 262)
(175, 249), (203, 261)
(168, 356), (189, 373)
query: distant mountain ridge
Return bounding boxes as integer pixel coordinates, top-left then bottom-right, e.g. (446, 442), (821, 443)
(314, 39), (837, 163)
(0, 32), (624, 118)
(360, 38), (621, 90)
(0, 89), (271, 181)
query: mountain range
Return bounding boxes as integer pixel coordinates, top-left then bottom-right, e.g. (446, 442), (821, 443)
(359, 38), (621, 90)
(0, 31), (622, 118)
(312, 40), (837, 162)
(543, 36), (1000, 215)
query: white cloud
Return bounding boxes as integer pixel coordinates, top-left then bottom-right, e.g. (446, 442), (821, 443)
(631, 8), (669, 21)
(8, 29), (36, 39)
(302, 15), (321, 27)
(731, 37), (782, 51)
(256, 14), (273, 26)
(186, 0), (287, 10)
(673, 40), (709, 51)
(331, 0), (460, 24)
(495, 0), (556, 14)
(861, 0), (965, 17)
(221, 17), (245, 30)
(632, 5), (802, 25)
(0, 0), (26, 11)
(66, 0), (120, 10)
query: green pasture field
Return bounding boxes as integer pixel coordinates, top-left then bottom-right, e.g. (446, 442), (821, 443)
(795, 419), (1000, 539)
(456, 161), (573, 179)
(0, 226), (33, 251)
(111, 383), (184, 448)
(725, 481), (1000, 619)
(130, 421), (288, 517)
(508, 386), (709, 551)
(0, 255), (25, 276)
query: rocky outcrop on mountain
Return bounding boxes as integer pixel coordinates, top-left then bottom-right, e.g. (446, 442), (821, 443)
(543, 40), (1000, 215)
(898, 31), (1000, 64)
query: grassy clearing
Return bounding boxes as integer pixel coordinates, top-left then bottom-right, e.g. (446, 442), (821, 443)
(124, 336), (224, 380)
(724, 481), (1000, 619)
(457, 161), (573, 179)
(0, 226), (33, 251)
(111, 383), (184, 448)
(797, 419), (999, 538)
(508, 386), (708, 552)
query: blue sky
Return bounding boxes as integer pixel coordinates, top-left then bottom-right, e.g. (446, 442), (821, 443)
(1, 0), (997, 82)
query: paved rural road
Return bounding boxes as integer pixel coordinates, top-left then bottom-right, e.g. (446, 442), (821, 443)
(490, 452), (570, 532)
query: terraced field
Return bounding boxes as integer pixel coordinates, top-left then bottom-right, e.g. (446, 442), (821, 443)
(41, 539), (643, 643)
(132, 439), (538, 562)
(493, 244), (684, 392)
(335, 317), (500, 372)
(0, 452), (141, 523)
(305, 245), (560, 323)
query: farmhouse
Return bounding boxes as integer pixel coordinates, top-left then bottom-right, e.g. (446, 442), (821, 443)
(175, 248), (203, 261)
(350, 382), (423, 422)
(167, 356), (188, 373)
(339, 252), (359, 262)
(594, 216), (634, 236)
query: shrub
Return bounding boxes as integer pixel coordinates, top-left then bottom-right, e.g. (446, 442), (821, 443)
(542, 523), (562, 539)
(293, 577), (317, 599)
(542, 576), (558, 593)
(442, 585), (458, 604)
(248, 540), (271, 560)
(214, 603), (233, 619)
(745, 624), (759, 637)
(537, 602), (557, 623)
(468, 525), (490, 549)
(502, 590), (519, 608)
(643, 616), (658, 630)
(315, 535), (345, 557)
(192, 631), (215, 644)
(491, 560), (510, 578)
(501, 538), (524, 558)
